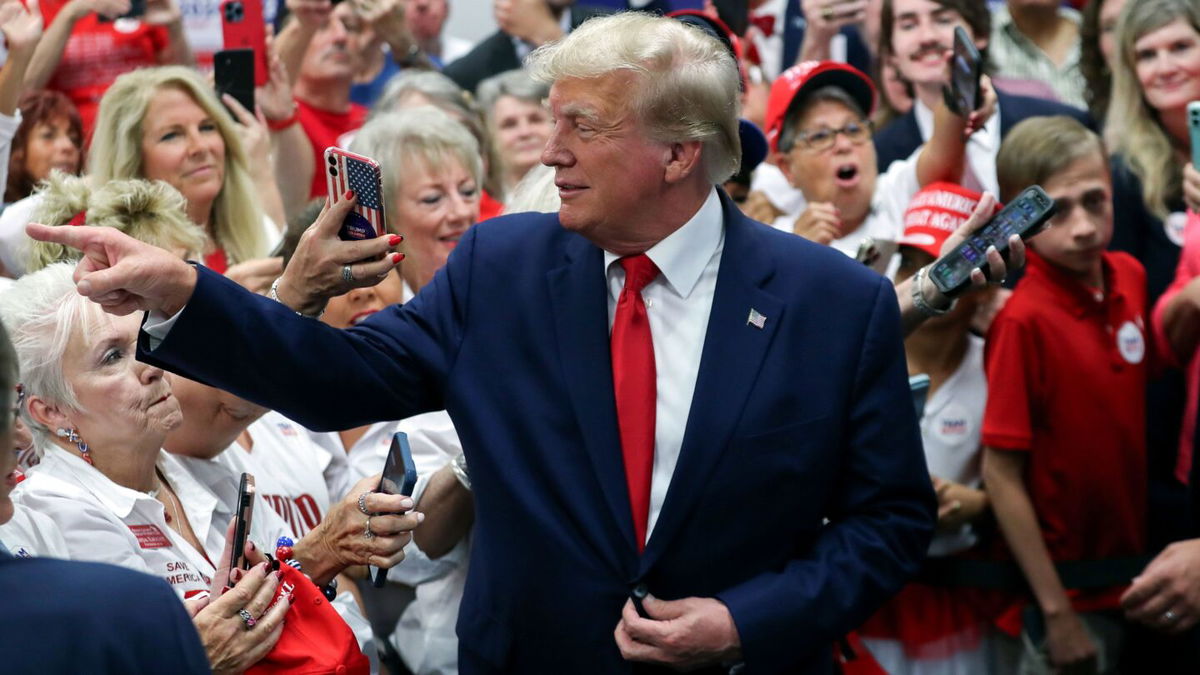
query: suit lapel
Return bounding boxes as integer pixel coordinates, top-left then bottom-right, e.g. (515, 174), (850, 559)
(641, 197), (783, 571)
(546, 234), (638, 567)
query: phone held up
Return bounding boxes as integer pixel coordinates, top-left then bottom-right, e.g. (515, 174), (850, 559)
(1188, 101), (1200, 170)
(228, 472), (256, 588)
(220, 0), (269, 86)
(944, 25), (982, 117)
(324, 147), (389, 242)
(928, 185), (1056, 297)
(370, 432), (418, 588)
(214, 49), (255, 119)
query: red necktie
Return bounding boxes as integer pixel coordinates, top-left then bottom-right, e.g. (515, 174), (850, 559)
(749, 12), (775, 37)
(611, 254), (660, 552)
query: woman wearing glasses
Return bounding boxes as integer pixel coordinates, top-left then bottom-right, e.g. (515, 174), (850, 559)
(763, 60), (994, 264)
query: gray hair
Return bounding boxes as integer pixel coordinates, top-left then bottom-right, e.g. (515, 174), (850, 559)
(526, 12), (741, 183)
(477, 69), (551, 119)
(502, 163), (561, 214)
(349, 106), (485, 229)
(0, 263), (106, 454)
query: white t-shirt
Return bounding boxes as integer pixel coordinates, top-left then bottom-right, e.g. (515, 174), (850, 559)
(15, 446), (222, 599)
(913, 98), (1002, 200)
(919, 335), (987, 557)
(0, 500), (70, 558)
(235, 411), (334, 537)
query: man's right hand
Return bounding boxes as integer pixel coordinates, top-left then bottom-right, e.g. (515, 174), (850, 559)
(25, 223), (198, 317)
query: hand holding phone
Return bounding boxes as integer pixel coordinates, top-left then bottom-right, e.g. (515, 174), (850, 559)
(324, 147), (389, 241)
(228, 472), (256, 588)
(371, 432), (417, 587)
(928, 186), (1056, 296)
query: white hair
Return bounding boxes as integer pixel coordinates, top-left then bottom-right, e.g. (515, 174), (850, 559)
(502, 163), (560, 214)
(525, 12), (741, 183)
(0, 263), (107, 454)
(349, 106), (484, 230)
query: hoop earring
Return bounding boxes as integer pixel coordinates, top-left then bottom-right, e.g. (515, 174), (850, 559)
(55, 427), (92, 465)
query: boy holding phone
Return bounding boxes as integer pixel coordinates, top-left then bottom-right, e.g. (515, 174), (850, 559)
(982, 115), (1147, 671)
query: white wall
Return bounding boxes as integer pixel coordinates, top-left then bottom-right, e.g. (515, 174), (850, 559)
(446, 0), (498, 43)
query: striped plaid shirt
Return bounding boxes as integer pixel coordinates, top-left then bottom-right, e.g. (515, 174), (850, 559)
(988, 5), (1087, 110)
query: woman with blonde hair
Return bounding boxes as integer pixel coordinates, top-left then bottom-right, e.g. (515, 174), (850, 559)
(0, 66), (284, 288)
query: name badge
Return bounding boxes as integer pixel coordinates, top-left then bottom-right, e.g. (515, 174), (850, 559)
(129, 524), (172, 549)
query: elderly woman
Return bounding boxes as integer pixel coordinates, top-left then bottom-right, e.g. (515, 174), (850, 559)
(4, 90), (83, 206)
(0, 66), (283, 287)
(476, 69), (552, 199)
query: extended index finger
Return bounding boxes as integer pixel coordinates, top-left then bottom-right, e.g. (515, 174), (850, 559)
(26, 222), (100, 250)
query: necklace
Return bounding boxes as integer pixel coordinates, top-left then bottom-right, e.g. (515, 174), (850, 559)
(155, 471), (179, 525)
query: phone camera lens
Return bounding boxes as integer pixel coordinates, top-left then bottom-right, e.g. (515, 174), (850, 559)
(330, 167), (339, 177)
(328, 155), (337, 166)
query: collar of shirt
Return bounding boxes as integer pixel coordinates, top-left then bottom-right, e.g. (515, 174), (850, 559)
(1025, 249), (1127, 318)
(913, 97), (1001, 155)
(603, 187), (723, 302)
(35, 445), (218, 525)
(512, 7), (573, 62)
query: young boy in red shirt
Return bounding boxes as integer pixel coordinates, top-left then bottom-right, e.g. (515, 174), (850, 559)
(983, 115), (1147, 672)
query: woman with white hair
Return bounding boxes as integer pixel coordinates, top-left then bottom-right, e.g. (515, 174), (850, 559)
(0, 66), (284, 289)
(476, 69), (552, 199)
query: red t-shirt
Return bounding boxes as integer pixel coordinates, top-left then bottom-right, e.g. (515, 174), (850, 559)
(40, 0), (168, 138)
(297, 98), (367, 201)
(983, 250), (1148, 565)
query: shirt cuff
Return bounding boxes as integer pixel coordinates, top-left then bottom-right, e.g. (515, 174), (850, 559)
(142, 307), (185, 350)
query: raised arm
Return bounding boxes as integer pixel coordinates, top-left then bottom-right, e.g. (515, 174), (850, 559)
(914, 75), (996, 187)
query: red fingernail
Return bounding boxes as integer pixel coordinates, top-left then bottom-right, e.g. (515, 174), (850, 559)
(388, 235), (402, 246)
(345, 190), (354, 200)
(392, 253), (404, 264)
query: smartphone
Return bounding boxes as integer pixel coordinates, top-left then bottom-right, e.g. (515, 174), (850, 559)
(928, 186), (1057, 296)
(1188, 101), (1200, 170)
(324, 147), (389, 241)
(944, 25), (982, 117)
(909, 374), (931, 418)
(371, 432), (417, 587)
(214, 49), (255, 119)
(220, 0), (268, 86)
(97, 0), (145, 21)
(228, 472), (256, 588)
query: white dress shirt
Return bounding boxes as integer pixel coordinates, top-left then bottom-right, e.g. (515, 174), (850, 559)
(0, 501), (70, 558)
(603, 187), (724, 543)
(913, 97), (1002, 199)
(235, 410), (335, 537)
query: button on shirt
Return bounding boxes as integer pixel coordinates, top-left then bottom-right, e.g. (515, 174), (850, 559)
(603, 187), (724, 544)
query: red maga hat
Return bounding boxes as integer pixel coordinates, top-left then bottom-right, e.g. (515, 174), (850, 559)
(763, 60), (876, 154)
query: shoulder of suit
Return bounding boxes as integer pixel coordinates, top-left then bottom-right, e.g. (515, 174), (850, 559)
(999, 92), (1091, 124)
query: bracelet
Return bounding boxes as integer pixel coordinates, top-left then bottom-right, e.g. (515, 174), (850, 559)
(911, 266), (956, 317)
(269, 276), (324, 319)
(265, 107), (299, 131)
(273, 541), (338, 600)
(450, 451), (471, 491)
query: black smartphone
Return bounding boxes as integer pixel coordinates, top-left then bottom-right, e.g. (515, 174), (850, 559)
(97, 0), (145, 21)
(371, 432), (417, 587)
(214, 49), (255, 119)
(228, 472), (256, 588)
(944, 25), (982, 116)
(1188, 101), (1200, 169)
(909, 374), (931, 417)
(928, 186), (1057, 296)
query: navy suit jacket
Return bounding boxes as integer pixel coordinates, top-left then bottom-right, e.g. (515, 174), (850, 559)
(140, 193), (935, 674)
(0, 556), (210, 674)
(873, 91), (1094, 171)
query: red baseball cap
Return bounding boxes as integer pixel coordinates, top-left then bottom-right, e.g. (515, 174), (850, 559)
(899, 182), (997, 259)
(764, 60), (877, 154)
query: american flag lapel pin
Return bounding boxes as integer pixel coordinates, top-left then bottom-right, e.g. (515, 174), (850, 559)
(747, 308), (766, 329)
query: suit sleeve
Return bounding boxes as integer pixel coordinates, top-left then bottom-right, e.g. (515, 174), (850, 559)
(138, 225), (480, 432)
(715, 277), (936, 671)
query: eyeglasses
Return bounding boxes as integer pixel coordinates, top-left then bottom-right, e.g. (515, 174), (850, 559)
(790, 119), (874, 152)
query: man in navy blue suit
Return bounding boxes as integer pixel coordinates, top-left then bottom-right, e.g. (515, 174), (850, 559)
(0, 323), (210, 674)
(874, 0), (1092, 178)
(31, 12), (935, 674)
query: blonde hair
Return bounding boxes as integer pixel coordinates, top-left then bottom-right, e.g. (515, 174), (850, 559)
(525, 12), (741, 183)
(997, 116), (1107, 203)
(0, 263), (109, 453)
(88, 66), (267, 263)
(26, 172), (206, 272)
(349, 106), (484, 231)
(1106, 0), (1200, 218)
